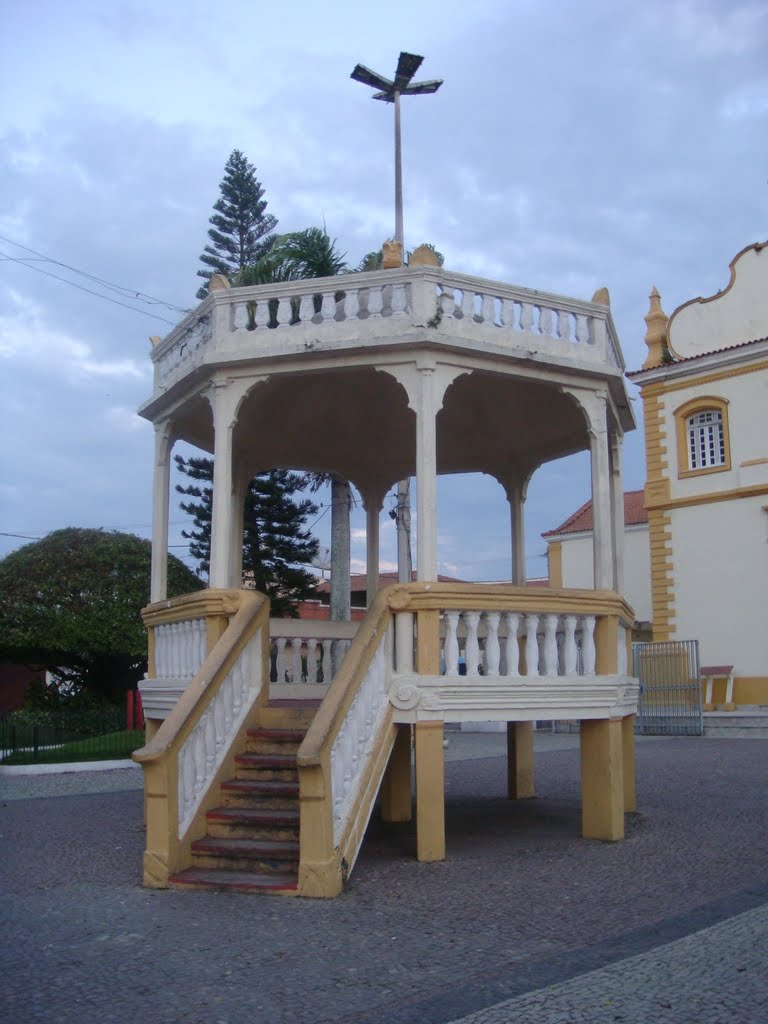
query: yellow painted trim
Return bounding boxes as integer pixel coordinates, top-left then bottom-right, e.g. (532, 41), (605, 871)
(417, 609), (441, 675)
(507, 722), (534, 799)
(580, 717), (624, 841)
(741, 457), (768, 468)
(622, 715), (636, 814)
(381, 724), (413, 822)
(547, 541), (563, 588)
(673, 395), (731, 479)
(641, 358), (768, 397)
(639, 383), (675, 641)
(415, 721), (445, 862)
(646, 481), (768, 513)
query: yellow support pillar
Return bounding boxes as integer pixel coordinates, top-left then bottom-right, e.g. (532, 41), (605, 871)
(580, 717), (624, 841)
(622, 714), (637, 813)
(414, 721), (445, 862)
(507, 721), (535, 799)
(380, 724), (413, 822)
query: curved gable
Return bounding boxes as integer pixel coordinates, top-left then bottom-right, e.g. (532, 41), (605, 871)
(668, 241), (768, 360)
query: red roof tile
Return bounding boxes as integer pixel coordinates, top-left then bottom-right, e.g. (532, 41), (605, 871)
(542, 489), (647, 537)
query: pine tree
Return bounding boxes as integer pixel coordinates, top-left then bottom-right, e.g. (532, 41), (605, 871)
(196, 149), (278, 299)
(175, 455), (320, 617)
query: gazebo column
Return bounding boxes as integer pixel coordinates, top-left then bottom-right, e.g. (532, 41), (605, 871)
(415, 364), (439, 581)
(503, 480), (528, 586)
(228, 465), (250, 589)
(207, 379), (248, 590)
(362, 489), (384, 608)
(150, 420), (174, 603)
(609, 431), (625, 593)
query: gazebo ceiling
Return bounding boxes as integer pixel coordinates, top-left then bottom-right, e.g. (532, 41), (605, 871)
(169, 364), (590, 492)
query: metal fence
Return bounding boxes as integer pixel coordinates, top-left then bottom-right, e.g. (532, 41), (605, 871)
(0, 709), (145, 765)
(632, 639), (702, 736)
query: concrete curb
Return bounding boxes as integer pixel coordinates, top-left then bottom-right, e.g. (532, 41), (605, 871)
(0, 759), (140, 776)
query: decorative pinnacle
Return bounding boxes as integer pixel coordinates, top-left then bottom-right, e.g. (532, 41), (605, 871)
(642, 286), (669, 369)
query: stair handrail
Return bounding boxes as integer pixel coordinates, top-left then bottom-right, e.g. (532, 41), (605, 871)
(133, 588), (270, 887)
(295, 588), (395, 897)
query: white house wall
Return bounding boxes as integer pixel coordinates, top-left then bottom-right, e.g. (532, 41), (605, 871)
(670, 497), (768, 676)
(558, 526), (651, 624)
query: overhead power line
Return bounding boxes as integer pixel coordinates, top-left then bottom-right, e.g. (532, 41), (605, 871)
(0, 232), (192, 325)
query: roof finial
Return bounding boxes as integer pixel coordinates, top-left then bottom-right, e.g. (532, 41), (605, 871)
(642, 286), (669, 369)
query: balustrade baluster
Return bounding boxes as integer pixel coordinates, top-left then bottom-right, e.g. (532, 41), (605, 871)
(581, 615), (597, 674)
(460, 290), (474, 321)
(520, 302), (534, 331)
(481, 294), (495, 325)
(562, 615), (579, 675)
(500, 297), (517, 329)
(556, 310), (572, 341)
(464, 611), (481, 675)
(543, 614), (560, 676)
(322, 640), (332, 684)
(484, 612), (501, 676)
(204, 711), (216, 775)
(503, 612), (521, 676)
(368, 286), (384, 317)
(306, 639), (318, 683)
(298, 294), (314, 323)
(232, 302), (249, 331)
(356, 287), (370, 319)
(391, 284), (408, 316)
(538, 305), (553, 336)
(275, 638), (287, 683)
(345, 290), (360, 320)
(320, 293), (336, 321)
(276, 296), (291, 327)
(444, 611), (460, 675)
(618, 624), (628, 675)
(524, 614), (540, 676)
(291, 638), (303, 684)
(255, 300), (271, 328)
(576, 313), (590, 343)
(440, 288), (455, 318)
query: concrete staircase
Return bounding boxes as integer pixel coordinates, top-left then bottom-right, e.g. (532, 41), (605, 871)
(169, 705), (316, 894)
(703, 706), (768, 739)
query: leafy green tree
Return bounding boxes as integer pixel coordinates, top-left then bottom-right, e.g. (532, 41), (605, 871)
(175, 455), (320, 617)
(0, 529), (199, 703)
(196, 149), (278, 299)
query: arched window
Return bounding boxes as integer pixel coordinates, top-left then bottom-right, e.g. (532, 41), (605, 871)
(674, 396), (731, 478)
(687, 409), (725, 469)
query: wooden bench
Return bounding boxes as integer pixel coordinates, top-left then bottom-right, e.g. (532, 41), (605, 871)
(701, 664), (735, 711)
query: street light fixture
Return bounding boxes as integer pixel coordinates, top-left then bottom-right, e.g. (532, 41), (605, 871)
(351, 52), (443, 247)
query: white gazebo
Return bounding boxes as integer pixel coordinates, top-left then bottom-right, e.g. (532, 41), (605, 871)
(134, 256), (640, 897)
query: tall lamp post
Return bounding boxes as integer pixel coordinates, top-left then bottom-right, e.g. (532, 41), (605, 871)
(351, 52), (443, 583)
(350, 52), (443, 249)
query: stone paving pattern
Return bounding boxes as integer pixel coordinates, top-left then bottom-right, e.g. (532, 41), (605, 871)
(2, 735), (767, 1023)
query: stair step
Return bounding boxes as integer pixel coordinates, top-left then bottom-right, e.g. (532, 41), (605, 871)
(206, 805), (299, 840)
(220, 777), (299, 809)
(169, 867), (298, 893)
(190, 836), (299, 872)
(247, 728), (306, 743)
(235, 752), (297, 769)
(221, 778), (299, 797)
(192, 836), (299, 859)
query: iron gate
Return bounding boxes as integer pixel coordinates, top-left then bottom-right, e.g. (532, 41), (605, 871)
(632, 640), (702, 736)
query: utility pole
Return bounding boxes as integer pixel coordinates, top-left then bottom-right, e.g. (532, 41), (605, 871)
(351, 52), (443, 580)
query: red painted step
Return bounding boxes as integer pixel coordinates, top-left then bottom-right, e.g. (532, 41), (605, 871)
(234, 752), (297, 769)
(220, 778), (299, 798)
(246, 728), (306, 743)
(191, 836), (299, 860)
(207, 806), (299, 826)
(169, 867), (298, 893)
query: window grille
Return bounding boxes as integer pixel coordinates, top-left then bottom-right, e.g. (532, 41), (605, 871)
(687, 410), (725, 469)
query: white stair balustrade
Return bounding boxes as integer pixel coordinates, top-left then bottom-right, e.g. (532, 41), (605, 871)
(524, 614), (540, 676)
(177, 627), (262, 838)
(463, 611), (482, 675)
(580, 616), (597, 675)
(542, 614), (560, 676)
(503, 612), (521, 676)
(444, 611), (460, 676)
(484, 612), (501, 676)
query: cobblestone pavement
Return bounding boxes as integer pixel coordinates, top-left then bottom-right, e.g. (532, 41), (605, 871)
(2, 736), (767, 1024)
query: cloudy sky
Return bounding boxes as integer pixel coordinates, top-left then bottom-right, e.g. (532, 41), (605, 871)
(1, 0), (766, 583)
